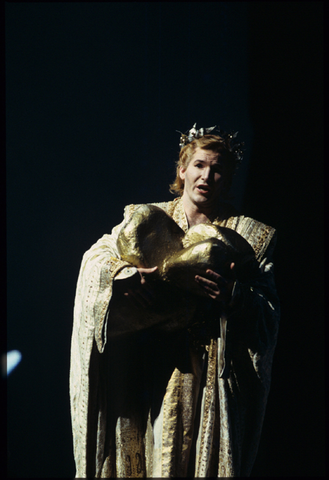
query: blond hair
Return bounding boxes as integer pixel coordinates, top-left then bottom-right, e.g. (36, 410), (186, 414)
(169, 134), (237, 197)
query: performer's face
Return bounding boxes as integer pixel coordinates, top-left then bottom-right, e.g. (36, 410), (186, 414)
(179, 147), (226, 212)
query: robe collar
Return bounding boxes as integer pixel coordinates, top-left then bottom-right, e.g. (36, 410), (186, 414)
(172, 196), (237, 232)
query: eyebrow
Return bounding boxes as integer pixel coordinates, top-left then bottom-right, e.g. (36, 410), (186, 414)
(193, 159), (223, 166)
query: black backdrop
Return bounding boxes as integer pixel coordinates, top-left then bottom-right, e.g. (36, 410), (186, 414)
(6, 2), (324, 477)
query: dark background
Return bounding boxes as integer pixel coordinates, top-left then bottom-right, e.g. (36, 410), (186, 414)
(6, 2), (324, 478)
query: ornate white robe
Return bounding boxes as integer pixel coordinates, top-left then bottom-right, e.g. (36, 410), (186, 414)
(69, 197), (280, 477)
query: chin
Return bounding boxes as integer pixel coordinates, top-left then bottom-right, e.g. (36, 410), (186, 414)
(194, 195), (209, 204)
(195, 197), (214, 209)
(197, 193), (221, 208)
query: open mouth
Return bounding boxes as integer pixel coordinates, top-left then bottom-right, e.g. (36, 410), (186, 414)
(197, 185), (211, 194)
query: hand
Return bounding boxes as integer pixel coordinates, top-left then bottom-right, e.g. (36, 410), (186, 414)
(124, 266), (158, 308)
(195, 262), (235, 303)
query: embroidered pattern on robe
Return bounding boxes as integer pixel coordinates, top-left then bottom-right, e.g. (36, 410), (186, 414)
(69, 197), (280, 478)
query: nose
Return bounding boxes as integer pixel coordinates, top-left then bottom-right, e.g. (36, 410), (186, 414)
(201, 167), (212, 182)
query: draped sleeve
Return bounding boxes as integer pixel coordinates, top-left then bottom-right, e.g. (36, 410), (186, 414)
(212, 232), (280, 477)
(69, 205), (140, 477)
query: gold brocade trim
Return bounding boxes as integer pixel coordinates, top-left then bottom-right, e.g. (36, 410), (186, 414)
(171, 197), (189, 232)
(94, 257), (133, 353)
(196, 338), (218, 477)
(125, 198), (187, 232)
(180, 369), (203, 477)
(161, 368), (182, 477)
(150, 197), (188, 232)
(160, 366), (198, 477)
(216, 215), (275, 261)
(125, 203), (141, 219)
(216, 215), (238, 230)
(144, 411), (154, 477)
(217, 378), (235, 477)
(254, 225), (274, 260)
(115, 417), (145, 478)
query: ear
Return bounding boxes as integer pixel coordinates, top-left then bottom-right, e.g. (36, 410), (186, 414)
(179, 166), (186, 181)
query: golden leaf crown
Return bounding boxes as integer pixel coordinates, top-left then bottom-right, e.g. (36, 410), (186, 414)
(176, 122), (244, 167)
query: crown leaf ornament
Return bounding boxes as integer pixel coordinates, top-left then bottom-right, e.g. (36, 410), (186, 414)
(176, 122), (244, 168)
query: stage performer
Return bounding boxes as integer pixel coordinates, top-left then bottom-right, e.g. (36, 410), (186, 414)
(69, 123), (280, 477)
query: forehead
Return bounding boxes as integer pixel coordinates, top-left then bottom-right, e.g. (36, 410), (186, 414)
(190, 147), (222, 164)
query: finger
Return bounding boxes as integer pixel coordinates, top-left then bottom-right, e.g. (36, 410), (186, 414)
(205, 270), (229, 287)
(139, 275), (157, 288)
(229, 262), (236, 279)
(195, 277), (221, 296)
(201, 281), (229, 302)
(197, 282), (222, 302)
(195, 275), (218, 288)
(138, 266), (158, 285)
(206, 268), (233, 284)
(205, 269), (221, 280)
(195, 274), (225, 289)
(138, 266), (158, 274)
(202, 283), (220, 295)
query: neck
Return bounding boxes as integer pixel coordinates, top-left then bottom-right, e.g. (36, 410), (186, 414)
(181, 195), (214, 227)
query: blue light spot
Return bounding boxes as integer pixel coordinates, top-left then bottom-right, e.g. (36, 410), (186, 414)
(6, 350), (22, 376)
